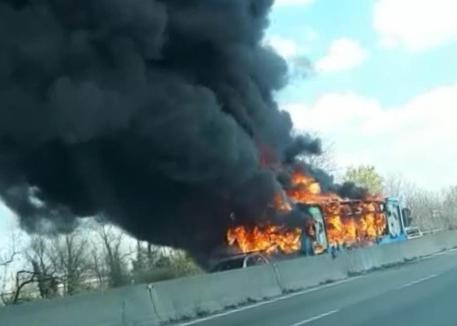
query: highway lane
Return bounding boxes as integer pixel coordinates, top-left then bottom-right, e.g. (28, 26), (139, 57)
(175, 250), (457, 326)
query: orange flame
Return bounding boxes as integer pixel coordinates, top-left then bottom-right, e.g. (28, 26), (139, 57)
(227, 170), (387, 254)
(274, 193), (292, 213)
(320, 200), (387, 247)
(227, 225), (301, 254)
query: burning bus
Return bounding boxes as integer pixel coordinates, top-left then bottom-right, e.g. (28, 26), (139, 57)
(296, 197), (410, 255)
(226, 170), (411, 257)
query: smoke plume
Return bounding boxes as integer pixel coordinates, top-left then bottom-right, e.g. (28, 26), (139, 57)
(0, 0), (362, 261)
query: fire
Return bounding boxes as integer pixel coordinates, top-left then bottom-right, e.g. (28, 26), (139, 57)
(274, 193), (292, 213)
(286, 171), (339, 204)
(227, 170), (388, 254)
(227, 225), (302, 254)
(287, 172), (387, 247)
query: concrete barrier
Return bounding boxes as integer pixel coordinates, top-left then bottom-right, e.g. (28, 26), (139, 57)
(149, 263), (282, 323)
(343, 230), (457, 275)
(269, 229), (457, 291)
(343, 244), (405, 274)
(425, 229), (457, 251)
(0, 285), (160, 326)
(274, 254), (347, 292)
(2, 229), (457, 326)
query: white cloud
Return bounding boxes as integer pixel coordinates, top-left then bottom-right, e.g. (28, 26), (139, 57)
(284, 84), (457, 189)
(266, 36), (300, 59)
(274, 0), (314, 7)
(315, 38), (368, 73)
(374, 0), (457, 51)
(265, 29), (318, 60)
(264, 35), (316, 78)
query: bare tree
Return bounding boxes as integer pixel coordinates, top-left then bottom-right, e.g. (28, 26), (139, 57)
(0, 232), (21, 305)
(441, 186), (457, 229)
(50, 231), (90, 295)
(383, 173), (449, 231)
(97, 224), (130, 288)
(8, 268), (59, 305)
(90, 245), (106, 289)
(383, 173), (416, 199)
(25, 236), (59, 300)
(0, 250), (17, 268)
(132, 241), (168, 272)
(407, 189), (442, 230)
(131, 242), (202, 284)
(3, 235), (60, 305)
(132, 241), (148, 273)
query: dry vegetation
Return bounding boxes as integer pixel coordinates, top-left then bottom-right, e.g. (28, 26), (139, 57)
(0, 220), (202, 306)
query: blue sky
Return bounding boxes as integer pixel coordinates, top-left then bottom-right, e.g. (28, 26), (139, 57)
(270, 0), (457, 189)
(270, 0), (457, 106)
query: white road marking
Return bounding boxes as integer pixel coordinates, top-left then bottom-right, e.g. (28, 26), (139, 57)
(289, 309), (340, 326)
(397, 274), (439, 290)
(175, 277), (362, 326)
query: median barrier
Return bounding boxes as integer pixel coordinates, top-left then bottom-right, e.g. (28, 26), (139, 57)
(429, 229), (457, 251)
(148, 263), (282, 323)
(0, 284), (160, 326)
(343, 243), (406, 274)
(274, 254), (347, 292)
(343, 229), (457, 274)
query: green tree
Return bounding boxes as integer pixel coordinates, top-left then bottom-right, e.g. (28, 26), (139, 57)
(344, 165), (384, 195)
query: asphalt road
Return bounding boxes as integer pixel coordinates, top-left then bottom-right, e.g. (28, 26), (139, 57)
(176, 250), (457, 326)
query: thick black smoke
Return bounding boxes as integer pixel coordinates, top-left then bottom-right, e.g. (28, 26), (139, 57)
(0, 0), (362, 261)
(0, 0), (318, 258)
(335, 182), (369, 200)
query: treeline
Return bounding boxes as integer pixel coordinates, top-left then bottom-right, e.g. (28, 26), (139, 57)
(346, 166), (457, 231)
(0, 221), (202, 306)
(389, 180), (457, 232)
